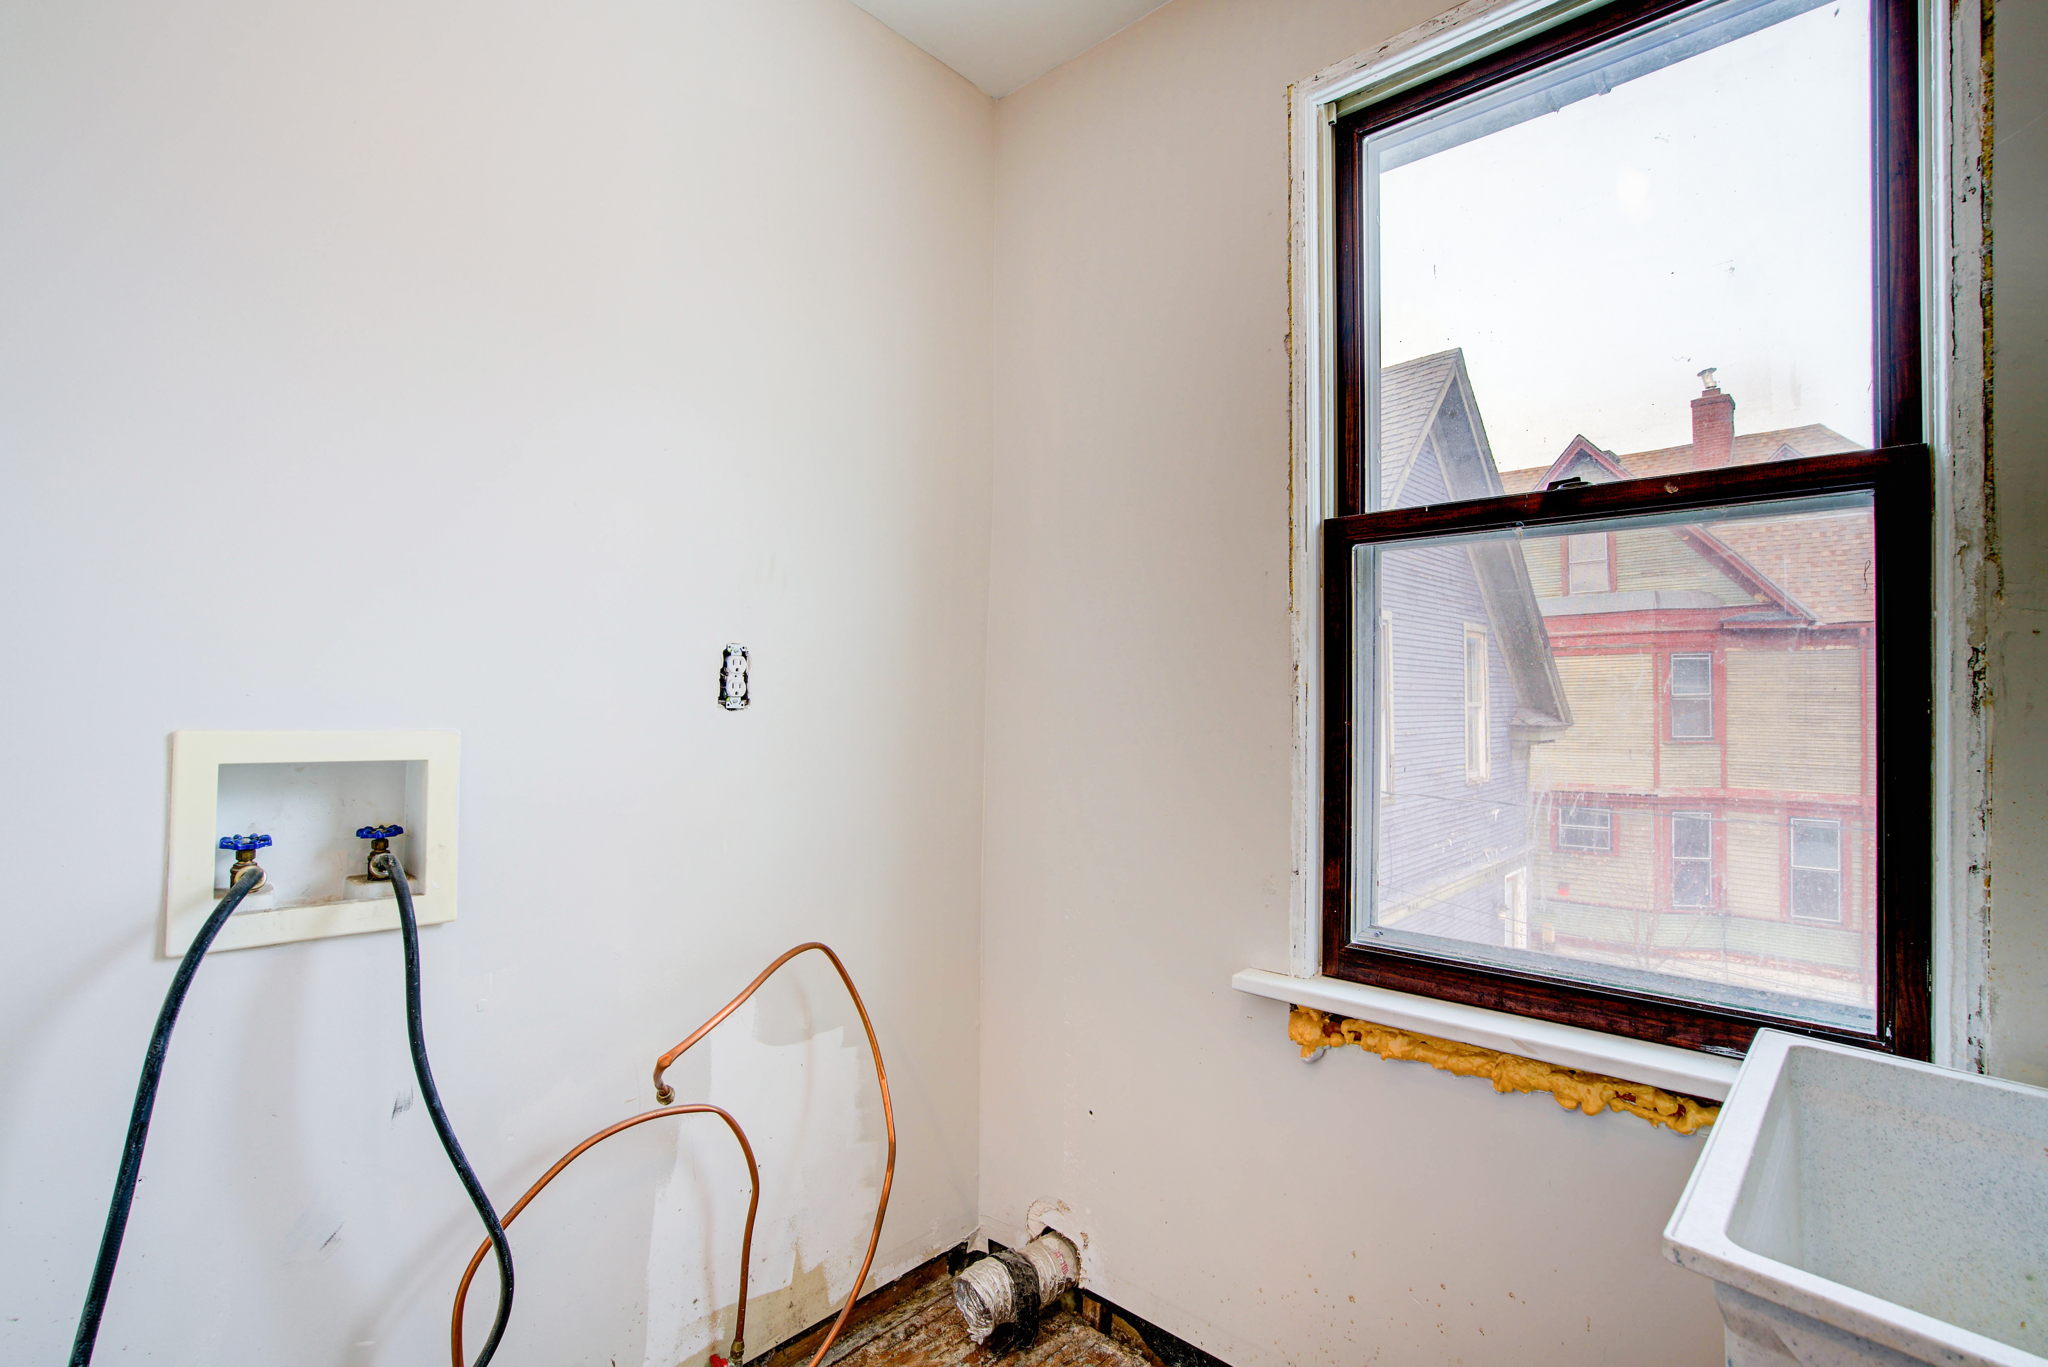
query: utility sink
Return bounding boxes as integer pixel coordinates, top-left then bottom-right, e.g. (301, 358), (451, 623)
(1666, 1030), (2048, 1367)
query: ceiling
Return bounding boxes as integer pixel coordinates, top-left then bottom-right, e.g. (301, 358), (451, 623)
(846, 0), (1174, 97)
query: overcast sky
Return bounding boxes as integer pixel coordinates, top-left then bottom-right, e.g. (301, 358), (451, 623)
(1376, 0), (1873, 475)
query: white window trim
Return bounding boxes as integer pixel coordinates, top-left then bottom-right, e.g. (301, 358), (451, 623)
(1670, 811), (1715, 909)
(1262, 0), (1991, 1077)
(1558, 801), (1613, 852)
(1669, 652), (1715, 740)
(1564, 530), (1612, 594)
(1377, 611), (1395, 799)
(1789, 816), (1847, 924)
(1463, 623), (1491, 783)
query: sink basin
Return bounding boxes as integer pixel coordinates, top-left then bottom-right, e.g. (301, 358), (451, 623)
(1665, 1030), (2048, 1367)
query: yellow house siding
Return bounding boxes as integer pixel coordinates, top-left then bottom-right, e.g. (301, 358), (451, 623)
(1725, 812), (1784, 919)
(1536, 807), (1655, 910)
(1533, 654), (1654, 791)
(1524, 538), (1561, 596)
(1660, 743), (1720, 789)
(1725, 648), (1863, 794)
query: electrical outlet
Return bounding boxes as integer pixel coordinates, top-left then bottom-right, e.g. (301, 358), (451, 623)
(719, 644), (750, 711)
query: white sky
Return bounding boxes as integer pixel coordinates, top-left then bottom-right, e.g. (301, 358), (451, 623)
(1376, 0), (1874, 474)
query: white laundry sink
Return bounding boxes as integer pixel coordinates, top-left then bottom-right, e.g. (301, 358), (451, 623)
(1665, 1029), (2048, 1367)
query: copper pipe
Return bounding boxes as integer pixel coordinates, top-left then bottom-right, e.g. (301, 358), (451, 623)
(651, 943), (895, 1367)
(449, 1104), (761, 1367)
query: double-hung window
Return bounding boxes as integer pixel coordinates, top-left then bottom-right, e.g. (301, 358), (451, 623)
(1668, 654), (1715, 740)
(1670, 812), (1715, 909)
(1564, 532), (1612, 595)
(1322, 0), (1931, 1056)
(1790, 818), (1846, 923)
(1463, 625), (1491, 783)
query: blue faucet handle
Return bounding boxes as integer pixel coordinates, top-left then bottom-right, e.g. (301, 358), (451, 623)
(355, 824), (405, 840)
(218, 833), (273, 852)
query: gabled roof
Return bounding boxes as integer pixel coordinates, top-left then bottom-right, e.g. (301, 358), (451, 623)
(1383, 349), (1571, 726)
(1499, 418), (1873, 625)
(1378, 350), (1469, 507)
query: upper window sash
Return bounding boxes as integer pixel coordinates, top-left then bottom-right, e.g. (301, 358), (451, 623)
(1331, 0), (1924, 523)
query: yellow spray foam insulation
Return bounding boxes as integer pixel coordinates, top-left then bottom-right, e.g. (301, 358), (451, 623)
(1287, 1005), (1720, 1135)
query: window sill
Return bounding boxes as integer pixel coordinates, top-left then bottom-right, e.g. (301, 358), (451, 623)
(1231, 968), (1742, 1100)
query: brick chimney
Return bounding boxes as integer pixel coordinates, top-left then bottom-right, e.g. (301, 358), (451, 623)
(1690, 367), (1735, 469)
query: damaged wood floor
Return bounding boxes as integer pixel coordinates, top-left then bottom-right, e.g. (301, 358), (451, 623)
(759, 1265), (1157, 1367)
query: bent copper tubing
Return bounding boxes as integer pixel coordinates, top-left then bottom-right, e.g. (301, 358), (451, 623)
(450, 1105), (760, 1367)
(652, 943), (896, 1367)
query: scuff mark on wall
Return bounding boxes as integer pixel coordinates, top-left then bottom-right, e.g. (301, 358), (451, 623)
(1286, 1006), (1720, 1135)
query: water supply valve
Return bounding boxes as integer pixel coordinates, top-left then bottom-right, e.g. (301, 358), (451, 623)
(355, 824), (403, 880)
(217, 833), (272, 892)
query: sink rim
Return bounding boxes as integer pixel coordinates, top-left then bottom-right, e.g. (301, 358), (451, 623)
(1663, 1029), (2048, 1367)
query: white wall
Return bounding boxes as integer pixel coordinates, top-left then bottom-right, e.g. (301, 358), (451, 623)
(5, 0), (2038, 1364)
(0, 3), (993, 1364)
(978, 3), (1782, 1364)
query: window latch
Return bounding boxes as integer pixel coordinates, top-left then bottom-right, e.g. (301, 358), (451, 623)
(1545, 476), (1590, 491)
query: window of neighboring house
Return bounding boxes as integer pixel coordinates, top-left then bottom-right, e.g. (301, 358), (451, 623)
(1324, 0), (1931, 1058)
(1557, 802), (1613, 852)
(1463, 624), (1490, 782)
(1668, 653), (1715, 740)
(1671, 812), (1715, 908)
(1502, 869), (1530, 950)
(1564, 532), (1612, 594)
(1790, 818), (1845, 922)
(1377, 613), (1395, 798)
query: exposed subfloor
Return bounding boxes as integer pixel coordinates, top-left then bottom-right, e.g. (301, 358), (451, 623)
(761, 1267), (1157, 1367)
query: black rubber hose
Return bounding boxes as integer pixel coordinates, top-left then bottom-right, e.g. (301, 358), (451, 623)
(69, 857), (516, 1367)
(378, 850), (515, 1367)
(69, 867), (265, 1367)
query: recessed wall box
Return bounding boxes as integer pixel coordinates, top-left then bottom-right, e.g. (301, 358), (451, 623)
(164, 730), (459, 955)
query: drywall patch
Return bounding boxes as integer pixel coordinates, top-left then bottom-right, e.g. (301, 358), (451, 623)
(1287, 1006), (1720, 1135)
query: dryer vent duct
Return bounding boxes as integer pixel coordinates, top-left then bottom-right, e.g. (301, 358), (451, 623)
(952, 1231), (1081, 1345)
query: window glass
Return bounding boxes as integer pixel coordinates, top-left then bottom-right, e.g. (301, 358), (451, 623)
(1565, 533), (1610, 594)
(1790, 818), (1845, 922)
(1367, 0), (1874, 511)
(1463, 626), (1491, 781)
(1558, 803), (1613, 851)
(1670, 653), (1715, 739)
(1377, 614), (1396, 797)
(1671, 812), (1714, 907)
(1355, 492), (1877, 1033)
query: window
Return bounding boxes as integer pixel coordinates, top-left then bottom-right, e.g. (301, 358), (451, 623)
(1564, 532), (1612, 594)
(1790, 818), (1844, 922)
(1463, 624), (1490, 782)
(1502, 869), (1530, 950)
(1377, 613), (1395, 798)
(1323, 0), (1931, 1058)
(1668, 653), (1714, 740)
(1670, 812), (1714, 908)
(1557, 803), (1613, 852)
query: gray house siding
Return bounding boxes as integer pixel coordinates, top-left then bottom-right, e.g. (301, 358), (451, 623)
(1354, 351), (1569, 956)
(1368, 453), (1536, 949)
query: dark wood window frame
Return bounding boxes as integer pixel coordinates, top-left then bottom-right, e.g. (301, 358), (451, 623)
(1322, 0), (1931, 1059)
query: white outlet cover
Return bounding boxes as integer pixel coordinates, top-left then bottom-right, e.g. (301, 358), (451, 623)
(165, 730), (459, 955)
